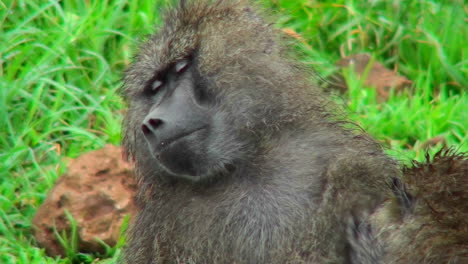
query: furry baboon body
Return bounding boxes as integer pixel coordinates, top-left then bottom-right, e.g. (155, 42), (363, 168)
(122, 1), (398, 263)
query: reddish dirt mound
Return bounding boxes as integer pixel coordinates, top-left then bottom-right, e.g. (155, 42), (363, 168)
(333, 53), (412, 100)
(33, 144), (137, 256)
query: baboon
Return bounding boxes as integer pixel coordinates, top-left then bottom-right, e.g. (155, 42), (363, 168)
(122, 0), (398, 263)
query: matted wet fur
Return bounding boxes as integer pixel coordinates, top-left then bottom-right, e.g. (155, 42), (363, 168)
(122, 1), (398, 263)
(350, 149), (468, 264)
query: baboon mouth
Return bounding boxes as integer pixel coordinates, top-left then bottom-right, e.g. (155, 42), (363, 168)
(157, 126), (207, 152)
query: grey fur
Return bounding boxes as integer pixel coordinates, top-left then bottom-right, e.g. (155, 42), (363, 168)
(122, 1), (398, 263)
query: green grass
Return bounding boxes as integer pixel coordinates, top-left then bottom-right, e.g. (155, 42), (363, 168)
(1, 0), (466, 263)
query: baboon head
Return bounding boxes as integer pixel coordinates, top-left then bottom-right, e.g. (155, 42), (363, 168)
(123, 1), (321, 183)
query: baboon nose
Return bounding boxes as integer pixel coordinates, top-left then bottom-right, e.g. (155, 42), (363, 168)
(142, 124), (150, 134)
(149, 118), (163, 128)
(142, 118), (163, 134)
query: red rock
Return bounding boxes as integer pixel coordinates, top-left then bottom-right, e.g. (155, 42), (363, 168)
(33, 144), (137, 256)
(335, 53), (412, 100)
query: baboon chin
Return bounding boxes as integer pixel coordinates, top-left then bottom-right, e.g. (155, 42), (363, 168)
(122, 0), (399, 263)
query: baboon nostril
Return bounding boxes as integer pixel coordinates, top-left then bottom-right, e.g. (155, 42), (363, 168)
(142, 119), (163, 134)
(149, 118), (163, 128)
(142, 124), (151, 134)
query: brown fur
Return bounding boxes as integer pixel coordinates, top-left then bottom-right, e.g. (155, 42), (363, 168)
(351, 149), (468, 264)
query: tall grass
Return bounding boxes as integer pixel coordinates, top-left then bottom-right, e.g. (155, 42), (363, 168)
(0, 0), (465, 263)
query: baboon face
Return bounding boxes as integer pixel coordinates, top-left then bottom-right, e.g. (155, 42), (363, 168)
(139, 57), (212, 178)
(124, 52), (246, 181)
(123, 3), (299, 182)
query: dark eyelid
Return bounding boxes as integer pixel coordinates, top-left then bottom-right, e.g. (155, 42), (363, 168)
(151, 80), (163, 91)
(175, 59), (189, 73)
(143, 56), (192, 95)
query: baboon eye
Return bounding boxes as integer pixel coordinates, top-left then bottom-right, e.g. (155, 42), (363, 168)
(151, 80), (163, 93)
(175, 59), (189, 73)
